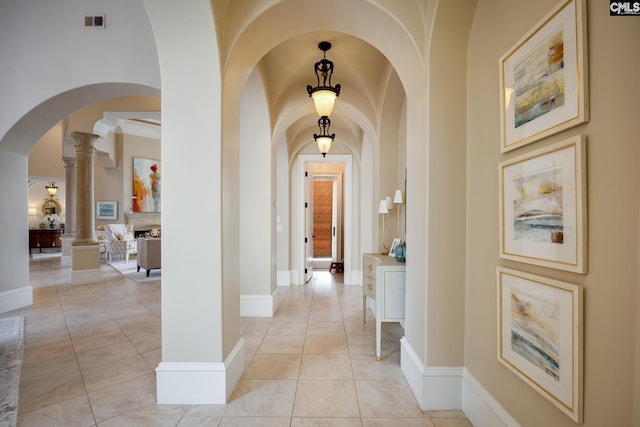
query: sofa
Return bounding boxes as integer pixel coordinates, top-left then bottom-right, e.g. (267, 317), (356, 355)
(137, 237), (161, 277)
(105, 224), (137, 263)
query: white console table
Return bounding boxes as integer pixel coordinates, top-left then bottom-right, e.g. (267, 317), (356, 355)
(362, 253), (406, 360)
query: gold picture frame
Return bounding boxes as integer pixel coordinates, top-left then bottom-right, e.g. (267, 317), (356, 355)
(499, 135), (587, 273)
(499, 0), (588, 153)
(497, 267), (583, 423)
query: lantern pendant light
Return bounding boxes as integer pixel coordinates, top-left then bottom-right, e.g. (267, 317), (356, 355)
(313, 116), (335, 157)
(306, 41), (341, 117)
(45, 182), (58, 198)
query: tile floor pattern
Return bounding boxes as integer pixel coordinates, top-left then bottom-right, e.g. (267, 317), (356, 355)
(3, 255), (473, 426)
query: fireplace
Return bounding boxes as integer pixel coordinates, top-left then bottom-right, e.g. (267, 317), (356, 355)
(125, 212), (161, 237)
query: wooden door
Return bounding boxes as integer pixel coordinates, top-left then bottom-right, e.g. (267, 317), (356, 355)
(313, 180), (333, 257)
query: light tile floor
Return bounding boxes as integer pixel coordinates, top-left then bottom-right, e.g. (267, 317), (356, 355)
(4, 254), (473, 426)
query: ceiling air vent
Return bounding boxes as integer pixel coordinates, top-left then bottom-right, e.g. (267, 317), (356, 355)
(84, 15), (105, 29)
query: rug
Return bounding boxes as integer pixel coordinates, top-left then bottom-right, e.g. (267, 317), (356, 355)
(108, 259), (161, 283)
(0, 316), (24, 427)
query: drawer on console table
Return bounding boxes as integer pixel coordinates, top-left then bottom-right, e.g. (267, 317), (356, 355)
(363, 274), (376, 299)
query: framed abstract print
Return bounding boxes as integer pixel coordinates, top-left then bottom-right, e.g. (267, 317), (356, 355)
(499, 135), (586, 273)
(500, 0), (588, 152)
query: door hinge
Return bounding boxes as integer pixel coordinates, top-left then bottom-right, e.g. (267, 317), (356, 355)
(305, 171), (308, 177)
(304, 202), (308, 208)
(304, 268), (308, 274)
(304, 237), (308, 243)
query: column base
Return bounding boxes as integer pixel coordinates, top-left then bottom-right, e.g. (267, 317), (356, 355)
(156, 338), (245, 404)
(71, 244), (102, 285)
(60, 235), (74, 267)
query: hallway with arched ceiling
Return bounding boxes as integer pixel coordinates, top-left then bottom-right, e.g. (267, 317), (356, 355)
(5, 1), (639, 426)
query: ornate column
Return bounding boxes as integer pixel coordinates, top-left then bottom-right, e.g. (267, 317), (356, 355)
(62, 157), (77, 235)
(70, 132), (101, 284)
(60, 157), (77, 266)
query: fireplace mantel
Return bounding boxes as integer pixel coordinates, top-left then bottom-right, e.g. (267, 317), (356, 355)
(125, 212), (161, 228)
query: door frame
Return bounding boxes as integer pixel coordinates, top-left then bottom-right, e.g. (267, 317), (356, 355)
(311, 174), (342, 264)
(296, 154), (352, 284)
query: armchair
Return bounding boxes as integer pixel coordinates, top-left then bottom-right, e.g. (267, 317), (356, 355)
(105, 224), (137, 263)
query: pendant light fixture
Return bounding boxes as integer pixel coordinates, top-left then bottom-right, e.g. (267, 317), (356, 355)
(45, 182), (58, 198)
(313, 116), (335, 157)
(306, 41), (341, 117)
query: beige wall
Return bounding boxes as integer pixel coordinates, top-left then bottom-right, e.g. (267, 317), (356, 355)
(466, 0), (640, 425)
(27, 123), (65, 178)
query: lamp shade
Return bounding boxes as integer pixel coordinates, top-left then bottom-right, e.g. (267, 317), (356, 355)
(393, 189), (403, 204)
(386, 196), (393, 209)
(315, 136), (333, 157)
(46, 182), (58, 197)
(378, 200), (389, 214)
(311, 90), (338, 117)
(28, 207), (37, 216)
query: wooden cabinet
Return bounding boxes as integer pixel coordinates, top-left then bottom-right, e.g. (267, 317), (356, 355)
(29, 229), (63, 254)
(362, 253), (406, 360)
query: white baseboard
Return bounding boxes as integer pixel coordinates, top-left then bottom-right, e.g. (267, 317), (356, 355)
(277, 270), (291, 287)
(400, 337), (463, 410)
(70, 268), (102, 285)
(463, 369), (520, 427)
(241, 292), (276, 317)
(0, 286), (33, 314)
(345, 269), (361, 285)
(156, 338), (245, 404)
(290, 269), (301, 285)
(400, 338), (518, 425)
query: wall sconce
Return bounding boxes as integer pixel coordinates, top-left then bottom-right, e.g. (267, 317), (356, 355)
(378, 199), (390, 252)
(45, 182), (58, 198)
(306, 41), (341, 117)
(313, 116), (335, 157)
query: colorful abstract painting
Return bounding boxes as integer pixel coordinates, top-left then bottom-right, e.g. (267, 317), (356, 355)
(133, 157), (161, 212)
(514, 30), (565, 128)
(510, 289), (560, 381)
(512, 166), (564, 244)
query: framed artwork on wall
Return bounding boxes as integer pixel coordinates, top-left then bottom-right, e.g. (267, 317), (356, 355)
(499, 0), (588, 153)
(497, 267), (583, 423)
(499, 135), (587, 273)
(96, 201), (117, 220)
(133, 157), (161, 213)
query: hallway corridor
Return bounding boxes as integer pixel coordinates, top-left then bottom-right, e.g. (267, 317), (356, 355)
(5, 256), (472, 426)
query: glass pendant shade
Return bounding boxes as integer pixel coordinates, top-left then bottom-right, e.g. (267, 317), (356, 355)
(311, 89), (338, 117)
(316, 136), (333, 157)
(46, 182), (58, 197)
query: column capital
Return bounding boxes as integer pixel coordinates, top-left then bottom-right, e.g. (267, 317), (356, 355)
(62, 157), (77, 168)
(71, 132), (100, 151)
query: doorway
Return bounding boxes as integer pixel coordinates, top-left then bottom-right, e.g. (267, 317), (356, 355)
(312, 177), (339, 269)
(298, 156), (351, 284)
